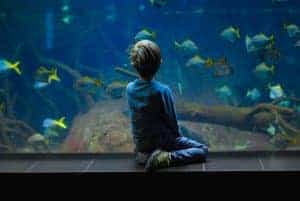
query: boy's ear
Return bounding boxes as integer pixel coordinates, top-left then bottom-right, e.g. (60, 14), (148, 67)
(161, 59), (163, 64)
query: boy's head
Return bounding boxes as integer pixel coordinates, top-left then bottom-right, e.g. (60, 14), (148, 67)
(130, 40), (162, 80)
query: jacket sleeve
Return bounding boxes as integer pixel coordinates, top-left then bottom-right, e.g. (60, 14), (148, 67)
(161, 87), (180, 134)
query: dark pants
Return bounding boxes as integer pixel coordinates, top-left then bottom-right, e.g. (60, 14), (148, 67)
(135, 135), (208, 167)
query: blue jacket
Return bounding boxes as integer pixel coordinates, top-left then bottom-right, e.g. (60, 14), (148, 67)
(126, 79), (180, 150)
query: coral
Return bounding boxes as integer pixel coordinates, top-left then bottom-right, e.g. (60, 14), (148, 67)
(0, 116), (36, 152)
(176, 101), (300, 148)
(27, 133), (49, 152)
(179, 121), (271, 151)
(1, 80), (17, 119)
(62, 98), (280, 152)
(62, 99), (134, 153)
(63, 135), (86, 152)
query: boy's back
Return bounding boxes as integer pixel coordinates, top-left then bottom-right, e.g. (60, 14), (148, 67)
(126, 79), (179, 153)
(127, 39), (207, 171)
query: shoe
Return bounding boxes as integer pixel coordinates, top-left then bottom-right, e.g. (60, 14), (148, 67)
(145, 149), (171, 172)
(135, 152), (150, 165)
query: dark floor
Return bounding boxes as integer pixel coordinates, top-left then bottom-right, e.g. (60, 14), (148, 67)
(1, 151), (300, 173)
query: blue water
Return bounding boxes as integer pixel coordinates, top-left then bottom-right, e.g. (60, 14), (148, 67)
(0, 0), (300, 152)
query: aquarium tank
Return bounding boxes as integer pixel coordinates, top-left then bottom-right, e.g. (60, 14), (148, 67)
(0, 0), (300, 154)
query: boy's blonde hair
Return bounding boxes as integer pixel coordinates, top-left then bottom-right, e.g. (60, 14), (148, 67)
(130, 40), (162, 79)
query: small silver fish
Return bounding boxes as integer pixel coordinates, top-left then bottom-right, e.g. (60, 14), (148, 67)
(220, 26), (240, 43)
(284, 23), (300, 38)
(185, 55), (212, 69)
(215, 85), (233, 98)
(149, 0), (168, 7)
(246, 88), (261, 101)
(246, 33), (274, 53)
(269, 84), (285, 99)
(253, 62), (275, 79)
(174, 39), (199, 56)
(134, 29), (156, 41)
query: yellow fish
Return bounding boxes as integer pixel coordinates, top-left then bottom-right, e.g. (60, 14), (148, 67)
(205, 57), (214, 67)
(0, 59), (21, 75)
(43, 117), (67, 129)
(48, 68), (61, 83)
(94, 79), (102, 87)
(185, 55), (214, 68)
(53, 117), (67, 129)
(79, 76), (102, 87)
(37, 66), (52, 75)
(253, 62), (275, 79)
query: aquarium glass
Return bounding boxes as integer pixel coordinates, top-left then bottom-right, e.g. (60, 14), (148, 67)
(0, 0), (300, 153)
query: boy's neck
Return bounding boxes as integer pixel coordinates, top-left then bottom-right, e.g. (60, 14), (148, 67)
(140, 76), (153, 82)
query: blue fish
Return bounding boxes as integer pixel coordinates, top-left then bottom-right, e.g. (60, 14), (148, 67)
(43, 118), (56, 128)
(34, 81), (49, 89)
(246, 88), (261, 101)
(0, 59), (21, 75)
(42, 117), (67, 129)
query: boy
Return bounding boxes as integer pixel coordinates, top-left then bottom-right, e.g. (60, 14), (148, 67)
(126, 40), (208, 172)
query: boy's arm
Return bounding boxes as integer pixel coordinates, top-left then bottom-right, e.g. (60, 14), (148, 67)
(161, 87), (180, 134)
